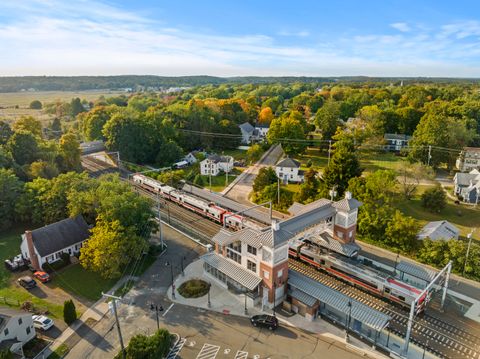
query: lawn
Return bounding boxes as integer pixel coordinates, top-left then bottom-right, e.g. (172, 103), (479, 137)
(221, 148), (248, 161)
(201, 168), (243, 192)
(359, 152), (405, 173)
(0, 226), (25, 287)
(294, 147), (329, 170)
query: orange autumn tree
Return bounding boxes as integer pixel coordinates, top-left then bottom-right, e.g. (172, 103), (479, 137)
(258, 107), (274, 125)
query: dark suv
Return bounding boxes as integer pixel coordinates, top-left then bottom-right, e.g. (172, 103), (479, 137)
(250, 314), (278, 330)
(17, 276), (37, 289)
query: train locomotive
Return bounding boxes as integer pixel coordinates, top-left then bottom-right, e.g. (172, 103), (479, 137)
(288, 238), (428, 313)
(132, 173), (260, 230)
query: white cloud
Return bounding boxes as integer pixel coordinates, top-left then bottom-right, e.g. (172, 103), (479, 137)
(1, 1), (480, 77)
(390, 22), (411, 33)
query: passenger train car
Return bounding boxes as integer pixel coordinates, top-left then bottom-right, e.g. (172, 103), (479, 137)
(132, 173), (260, 230)
(289, 238), (428, 312)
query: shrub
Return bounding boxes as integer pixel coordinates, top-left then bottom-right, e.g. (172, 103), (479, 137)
(0, 349), (13, 359)
(114, 329), (172, 359)
(421, 185), (446, 212)
(178, 279), (210, 298)
(44, 258), (68, 273)
(29, 100), (42, 109)
(63, 299), (77, 325)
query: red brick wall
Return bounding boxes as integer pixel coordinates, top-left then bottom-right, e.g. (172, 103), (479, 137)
(25, 231), (40, 270)
(259, 260), (289, 302)
(333, 225), (356, 244)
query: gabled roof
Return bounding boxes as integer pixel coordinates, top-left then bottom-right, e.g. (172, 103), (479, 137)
(315, 231), (361, 257)
(239, 122), (255, 133)
(417, 220), (459, 240)
(396, 261), (437, 282)
(332, 195), (362, 212)
(30, 215), (90, 257)
(276, 158), (300, 168)
(288, 199), (332, 216)
(205, 154), (233, 164)
(454, 172), (480, 186)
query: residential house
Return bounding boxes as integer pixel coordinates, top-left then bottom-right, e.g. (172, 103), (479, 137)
(204, 192), (362, 319)
(254, 124), (269, 139)
(454, 169), (480, 203)
(456, 147), (480, 172)
(184, 152), (197, 165)
(20, 215), (90, 271)
(239, 122), (255, 144)
(417, 221), (460, 241)
(0, 310), (36, 358)
(275, 158), (304, 183)
(200, 155), (234, 176)
(384, 133), (412, 152)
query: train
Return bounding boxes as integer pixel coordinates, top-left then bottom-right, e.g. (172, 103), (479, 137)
(288, 238), (428, 312)
(132, 173), (262, 230)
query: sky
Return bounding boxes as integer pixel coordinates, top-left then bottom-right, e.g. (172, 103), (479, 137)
(2, 0), (480, 77)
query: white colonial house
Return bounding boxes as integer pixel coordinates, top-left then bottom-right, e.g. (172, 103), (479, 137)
(384, 133), (412, 152)
(456, 147), (480, 172)
(184, 152), (197, 165)
(275, 158), (304, 183)
(20, 215), (90, 271)
(239, 122), (270, 144)
(417, 221), (460, 241)
(454, 169), (480, 204)
(200, 155), (234, 176)
(0, 310), (36, 358)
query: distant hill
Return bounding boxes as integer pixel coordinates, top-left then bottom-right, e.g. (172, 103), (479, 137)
(0, 75), (479, 92)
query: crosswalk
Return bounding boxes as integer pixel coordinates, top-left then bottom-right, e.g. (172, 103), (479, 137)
(166, 337), (186, 359)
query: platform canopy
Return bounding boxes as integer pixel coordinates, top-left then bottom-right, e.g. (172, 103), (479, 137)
(397, 261), (437, 282)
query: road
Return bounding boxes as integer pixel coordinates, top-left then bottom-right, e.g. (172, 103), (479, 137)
(65, 226), (369, 359)
(224, 144), (284, 206)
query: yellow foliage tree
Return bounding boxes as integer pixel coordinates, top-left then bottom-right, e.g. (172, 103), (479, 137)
(258, 107), (274, 125)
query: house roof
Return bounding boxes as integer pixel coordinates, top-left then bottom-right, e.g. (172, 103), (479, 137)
(288, 198), (332, 216)
(464, 147), (480, 153)
(417, 220), (459, 240)
(384, 133), (412, 141)
(30, 215), (90, 257)
(205, 154), (233, 164)
(288, 270), (391, 331)
(276, 158), (301, 168)
(332, 194), (362, 212)
(239, 122), (255, 133)
(202, 252), (262, 290)
(454, 172), (480, 186)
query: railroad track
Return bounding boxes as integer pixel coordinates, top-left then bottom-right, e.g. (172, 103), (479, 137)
(289, 258), (480, 359)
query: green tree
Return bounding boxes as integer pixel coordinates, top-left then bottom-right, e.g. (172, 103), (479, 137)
(267, 112), (306, 154)
(12, 116), (43, 137)
(320, 139), (362, 198)
(385, 211), (419, 252)
(70, 97), (85, 117)
(0, 169), (23, 230)
(7, 130), (39, 165)
(116, 329), (171, 359)
(157, 170), (185, 188)
(59, 133), (81, 171)
(80, 218), (145, 278)
(246, 143), (263, 164)
(315, 100), (341, 140)
(0, 121), (13, 145)
(252, 167), (277, 192)
(398, 161), (434, 200)
(421, 185), (447, 212)
(63, 299), (77, 325)
(80, 106), (112, 141)
(29, 160), (59, 179)
(294, 168), (319, 203)
(29, 100), (42, 109)
(193, 174), (204, 186)
(156, 141), (183, 167)
(395, 107), (423, 135)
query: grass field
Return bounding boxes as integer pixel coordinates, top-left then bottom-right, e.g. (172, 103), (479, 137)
(0, 226), (25, 287)
(201, 168), (242, 192)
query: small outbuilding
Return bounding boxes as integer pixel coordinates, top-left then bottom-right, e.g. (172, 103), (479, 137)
(417, 220), (460, 241)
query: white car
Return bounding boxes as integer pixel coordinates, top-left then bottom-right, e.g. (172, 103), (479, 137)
(32, 315), (54, 330)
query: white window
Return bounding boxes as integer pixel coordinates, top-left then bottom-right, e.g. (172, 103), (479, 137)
(337, 231), (344, 239)
(277, 269), (283, 278)
(263, 270), (270, 279)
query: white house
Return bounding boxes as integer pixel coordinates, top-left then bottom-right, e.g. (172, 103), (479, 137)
(200, 155), (234, 176)
(239, 122), (255, 144)
(275, 158), (304, 183)
(417, 221), (460, 241)
(20, 215), (90, 271)
(384, 133), (412, 152)
(454, 169), (480, 203)
(0, 310), (36, 358)
(254, 124), (269, 139)
(456, 147), (480, 172)
(184, 152), (197, 165)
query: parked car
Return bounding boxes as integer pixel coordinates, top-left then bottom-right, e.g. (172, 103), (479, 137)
(17, 276), (37, 289)
(33, 271), (50, 283)
(32, 315), (54, 331)
(250, 314), (278, 330)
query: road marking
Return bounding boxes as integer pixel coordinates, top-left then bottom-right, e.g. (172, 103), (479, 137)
(196, 343), (220, 359)
(253, 355), (260, 359)
(188, 340), (196, 347)
(234, 350), (248, 359)
(163, 303), (174, 317)
(166, 337), (186, 359)
(224, 349), (231, 354)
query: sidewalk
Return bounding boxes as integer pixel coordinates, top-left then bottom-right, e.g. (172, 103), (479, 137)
(168, 259), (423, 359)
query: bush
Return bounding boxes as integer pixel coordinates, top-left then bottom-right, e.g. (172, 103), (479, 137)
(29, 100), (42, 109)
(0, 349), (13, 359)
(114, 329), (172, 359)
(178, 279), (210, 298)
(421, 185), (446, 212)
(44, 258), (68, 273)
(63, 299), (77, 325)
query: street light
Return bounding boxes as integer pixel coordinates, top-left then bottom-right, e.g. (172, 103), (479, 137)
(149, 303), (164, 330)
(207, 285), (211, 308)
(463, 229), (475, 277)
(272, 282), (277, 317)
(165, 261), (175, 299)
(244, 290), (248, 315)
(345, 301), (352, 342)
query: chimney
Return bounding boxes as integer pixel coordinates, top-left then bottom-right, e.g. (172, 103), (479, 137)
(25, 231), (40, 271)
(271, 219), (280, 231)
(345, 191), (352, 200)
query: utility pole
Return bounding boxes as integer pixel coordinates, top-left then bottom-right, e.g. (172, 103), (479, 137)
(328, 140), (332, 166)
(463, 229), (475, 277)
(103, 293), (126, 359)
(427, 145), (432, 166)
(277, 177), (280, 205)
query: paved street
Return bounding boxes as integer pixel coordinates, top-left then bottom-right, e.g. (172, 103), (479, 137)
(64, 225), (371, 359)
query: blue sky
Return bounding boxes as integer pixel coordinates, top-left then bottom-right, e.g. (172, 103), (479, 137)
(2, 0), (480, 77)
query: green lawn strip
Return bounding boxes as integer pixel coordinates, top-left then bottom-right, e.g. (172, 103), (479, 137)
(221, 148), (248, 161)
(52, 264), (118, 302)
(0, 286), (64, 319)
(200, 172), (237, 192)
(359, 152), (404, 173)
(47, 343), (70, 359)
(0, 225), (27, 287)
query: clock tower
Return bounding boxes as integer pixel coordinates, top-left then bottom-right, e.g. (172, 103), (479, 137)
(332, 191), (362, 244)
